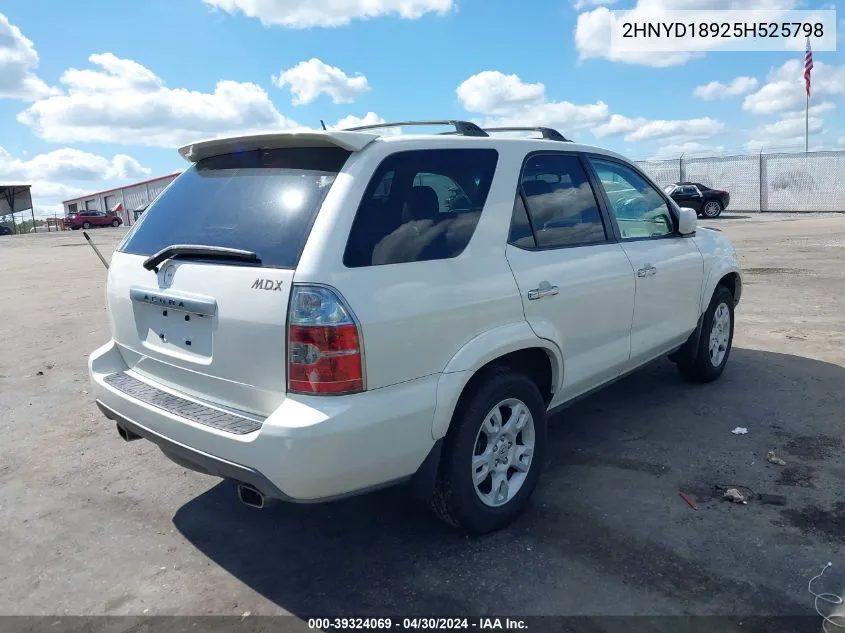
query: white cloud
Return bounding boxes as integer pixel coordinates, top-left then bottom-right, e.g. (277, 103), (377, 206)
(0, 146), (150, 182)
(744, 100), (835, 151)
(693, 77), (758, 100)
(593, 114), (724, 142)
(649, 141), (725, 159)
(0, 12), (58, 100)
(573, 0), (616, 10)
(839, 136), (845, 145)
(575, 7), (698, 67)
(202, 0), (454, 28)
(755, 115), (824, 138)
(0, 146), (151, 216)
(329, 112), (403, 135)
(743, 60), (845, 115)
(781, 101), (837, 119)
(333, 111), (385, 129)
(744, 136), (805, 152)
(480, 102), (611, 134)
(455, 70), (724, 147)
(1, 180), (86, 203)
(457, 71), (609, 135)
(744, 112), (827, 152)
(457, 71), (545, 115)
(18, 53), (298, 147)
(574, 0), (799, 67)
(273, 58), (370, 105)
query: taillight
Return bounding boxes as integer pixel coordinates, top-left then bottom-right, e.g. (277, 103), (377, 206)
(287, 285), (364, 395)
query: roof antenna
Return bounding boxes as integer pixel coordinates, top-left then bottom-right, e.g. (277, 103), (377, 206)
(320, 120), (327, 130)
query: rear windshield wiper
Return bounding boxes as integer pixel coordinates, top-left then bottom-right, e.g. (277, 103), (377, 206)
(142, 244), (261, 272)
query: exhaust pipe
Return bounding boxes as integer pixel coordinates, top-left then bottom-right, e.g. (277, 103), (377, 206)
(237, 484), (266, 509)
(116, 423), (141, 442)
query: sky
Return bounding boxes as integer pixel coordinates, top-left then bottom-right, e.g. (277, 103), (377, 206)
(0, 0), (843, 217)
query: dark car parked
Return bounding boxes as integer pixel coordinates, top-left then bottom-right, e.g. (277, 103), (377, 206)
(63, 210), (123, 230)
(664, 182), (730, 218)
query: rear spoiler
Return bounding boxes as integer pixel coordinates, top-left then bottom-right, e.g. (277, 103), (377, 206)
(178, 130), (380, 163)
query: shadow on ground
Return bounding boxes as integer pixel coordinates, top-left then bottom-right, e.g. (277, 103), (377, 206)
(706, 214), (752, 221)
(173, 348), (845, 621)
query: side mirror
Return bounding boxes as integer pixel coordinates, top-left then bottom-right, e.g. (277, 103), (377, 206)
(678, 207), (697, 236)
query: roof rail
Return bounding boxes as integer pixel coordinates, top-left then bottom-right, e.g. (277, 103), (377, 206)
(483, 127), (571, 142)
(342, 120), (489, 137)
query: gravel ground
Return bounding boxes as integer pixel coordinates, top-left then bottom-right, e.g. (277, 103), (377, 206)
(1, 215), (844, 627)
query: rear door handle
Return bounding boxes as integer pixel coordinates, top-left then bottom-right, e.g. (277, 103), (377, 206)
(528, 283), (559, 300)
(637, 265), (657, 278)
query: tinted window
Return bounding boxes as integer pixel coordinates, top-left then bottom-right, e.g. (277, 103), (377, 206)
(508, 194), (536, 249)
(120, 147), (350, 269)
(343, 149), (498, 267)
(589, 158), (674, 240)
(515, 154), (606, 249)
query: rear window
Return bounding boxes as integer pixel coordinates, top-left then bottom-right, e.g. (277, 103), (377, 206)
(120, 147), (350, 269)
(343, 149), (498, 267)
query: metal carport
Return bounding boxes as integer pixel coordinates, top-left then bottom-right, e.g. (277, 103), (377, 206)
(0, 185), (35, 234)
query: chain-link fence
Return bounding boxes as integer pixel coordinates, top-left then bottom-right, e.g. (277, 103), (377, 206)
(635, 149), (845, 212)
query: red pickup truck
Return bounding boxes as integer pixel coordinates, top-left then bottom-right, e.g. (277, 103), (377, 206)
(64, 211), (123, 230)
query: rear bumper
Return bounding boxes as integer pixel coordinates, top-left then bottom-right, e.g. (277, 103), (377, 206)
(97, 400), (293, 500)
(89, 340), (438, 502)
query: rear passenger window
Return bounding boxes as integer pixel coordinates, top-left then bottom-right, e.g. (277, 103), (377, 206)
(343, 149), (498, 267)
(510, 154), (607, 249)
(509, 194), (536, 249)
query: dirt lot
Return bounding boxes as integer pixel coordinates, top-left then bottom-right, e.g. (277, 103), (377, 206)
(1, 215), (844, 626)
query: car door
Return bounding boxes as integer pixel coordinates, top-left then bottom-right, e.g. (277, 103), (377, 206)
(671, 186), (703, 212)
(587, 156), (704, 366)
(505, 152), (636, 405)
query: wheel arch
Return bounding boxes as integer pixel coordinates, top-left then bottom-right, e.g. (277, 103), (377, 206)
(717, 271), (741, 305)
(701, 260), (742, 314)
(431, 322), (563, 440)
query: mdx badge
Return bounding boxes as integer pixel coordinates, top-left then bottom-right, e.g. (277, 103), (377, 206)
(252, 279), (283, 291)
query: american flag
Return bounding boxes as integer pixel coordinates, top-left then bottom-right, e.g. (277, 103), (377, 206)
(804, 38), (814, 97)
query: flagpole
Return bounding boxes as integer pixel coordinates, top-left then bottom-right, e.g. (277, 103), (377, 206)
(805, 90), (809, 153)
(804, 36), (811, 154)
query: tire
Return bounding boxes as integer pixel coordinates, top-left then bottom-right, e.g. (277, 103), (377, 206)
(676, 285), (735, 383)
(111, 219), (120, 227)
(82, 221), (92, 229)
(431, 368), (547, 534)
(702, 200), (723, 218)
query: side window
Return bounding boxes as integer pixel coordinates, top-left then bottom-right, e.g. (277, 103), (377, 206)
(510, 153), (607, 249)
(413, 173), (472, 213)
(509, 194), (536, 249)
(589, 158), (674, 240)
(372, 171), (394, 200)
(343, 149), (499, 267)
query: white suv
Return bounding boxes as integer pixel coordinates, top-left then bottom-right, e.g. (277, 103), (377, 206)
(89, 120), (742, 533)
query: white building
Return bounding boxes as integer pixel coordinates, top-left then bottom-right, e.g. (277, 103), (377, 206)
(62, 172), (181, 226)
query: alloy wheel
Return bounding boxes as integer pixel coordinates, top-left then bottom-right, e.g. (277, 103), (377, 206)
(472, 398), (536, 508)
(709, 302), (731, 367)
